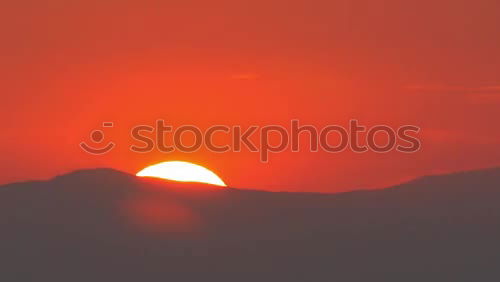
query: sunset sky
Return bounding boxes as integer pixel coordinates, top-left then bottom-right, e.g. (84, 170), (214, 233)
(1, 0), (499, 192)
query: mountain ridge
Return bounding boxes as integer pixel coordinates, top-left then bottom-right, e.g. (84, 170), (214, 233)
(1, 166), (499, 281)
(3, 166), (499, 195)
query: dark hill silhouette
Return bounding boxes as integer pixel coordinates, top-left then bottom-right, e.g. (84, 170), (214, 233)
(1, 167), (499, 281)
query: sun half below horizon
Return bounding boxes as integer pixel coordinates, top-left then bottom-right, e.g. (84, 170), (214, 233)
(136, 161), (227, 187)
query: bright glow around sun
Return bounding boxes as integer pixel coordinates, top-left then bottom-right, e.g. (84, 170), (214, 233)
(136, 161), (227, 187)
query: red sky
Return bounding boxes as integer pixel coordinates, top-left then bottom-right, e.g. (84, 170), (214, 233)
(1, 1), (499, 192)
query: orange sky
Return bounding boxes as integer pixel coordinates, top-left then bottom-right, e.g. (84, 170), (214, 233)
(1, 1), (499, 192)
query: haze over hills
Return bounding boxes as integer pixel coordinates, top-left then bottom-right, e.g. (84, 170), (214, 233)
(1, 168), (499, 281)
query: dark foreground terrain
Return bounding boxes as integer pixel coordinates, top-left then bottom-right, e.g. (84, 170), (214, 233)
(1, 167), (499, 281)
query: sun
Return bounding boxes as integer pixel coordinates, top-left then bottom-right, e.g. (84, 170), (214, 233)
(136, 161), (227, 187)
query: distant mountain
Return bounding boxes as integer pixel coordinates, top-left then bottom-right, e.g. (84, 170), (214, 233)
(1, 167), (499, 282)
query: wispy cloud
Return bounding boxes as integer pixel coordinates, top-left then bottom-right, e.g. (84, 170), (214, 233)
(477, 86), (500, 91)
(230, 73), (260, 80)
(405, 84), (500, 103)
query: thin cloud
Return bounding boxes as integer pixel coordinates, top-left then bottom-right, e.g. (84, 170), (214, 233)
(405, 84), (500, 105)
(467, 92), (500, 103)
(230, 73), (260, 80)
(477, 86), (500, 92)
(406, 84), (500, 97)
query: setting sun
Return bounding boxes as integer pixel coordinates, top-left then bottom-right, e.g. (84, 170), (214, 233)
(136, 161), (227, 187)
